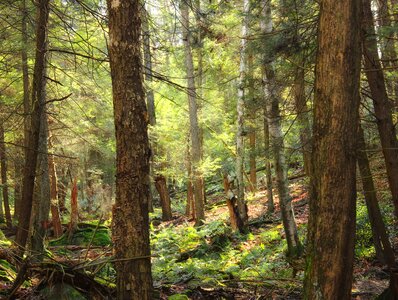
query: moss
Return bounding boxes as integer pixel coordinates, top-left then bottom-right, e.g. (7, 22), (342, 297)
(49, 227), (111, 247)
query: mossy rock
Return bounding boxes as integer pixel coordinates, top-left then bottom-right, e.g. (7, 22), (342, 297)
(49, 227), (111, 247)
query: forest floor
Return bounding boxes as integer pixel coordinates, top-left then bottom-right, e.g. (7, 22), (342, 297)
(154, 174), (392, 300)
(0, 167), (395, 299)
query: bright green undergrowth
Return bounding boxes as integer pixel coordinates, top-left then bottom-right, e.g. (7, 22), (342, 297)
(151, 219), (294, 290)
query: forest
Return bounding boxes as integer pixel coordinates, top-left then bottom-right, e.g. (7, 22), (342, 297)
(0, 0), (398, 299)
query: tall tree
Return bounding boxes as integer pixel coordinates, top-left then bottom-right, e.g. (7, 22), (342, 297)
(262, 0), (301, 257)
(235, 0), (250, 226)
(303, 0), (362, 297)
(362, 0), (398, 219)
(107, 0), (153, 298)
(181, 0), (205, 225)
(0, 125), (11, 228)
(30, 105), (51, 260)
(263, 113), (274, 212)
(15, 0), (50, 251)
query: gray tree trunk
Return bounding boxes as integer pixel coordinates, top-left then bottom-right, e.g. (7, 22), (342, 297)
(263, 110), (274, 213)
(181, 0), (205, 225)
(235, 0), (250, 226)
(261, 0), (301, 257)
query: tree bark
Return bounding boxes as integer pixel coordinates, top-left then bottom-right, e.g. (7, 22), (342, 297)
(223, 173), (244, 232)
(362, 0), (398, 219)
(15, 0), (30, 224)
(16, 0), (50, 252)
(235, 0), (250, 226)
(154, 175), (172, 221)
(57, 166), (68, 214)
(303, 0), (362, 297)
(68, 178), (78, 240)
(30, 102), (51, 261)
(185, 142), (195, 219)
(248, 54), (257, 193)
(13, 156), (22, 222)
(261, 0), (301, 258)
(181, 0), (205, 226)
(0, 125), (11, 228)
(263, 110), (274, 213)
(142, 7), (155, 213)
(48, 128), (62, 238)
(107, 0), (153, 298)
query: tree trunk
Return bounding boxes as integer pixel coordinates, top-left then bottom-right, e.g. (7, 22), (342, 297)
(193, 0), (207, 205)
(185, 142), (195, 219)
(357, 124), (395, 267)
(293, 61), (311, 177)
(16, 0), (50, 252)
(248, 55), (256, 193)
(362, 0), (398, 219)
(0, 125), (11, 228)
(13, 157), (22, 222)
(30, 102), (51, 261)
(48, 129), (62, 238)
(261, 0), (301, 258)
(154, 175), (172, 221)
(303, 0), (362, 297)
(263, 110), (274, 213)
(181, 0), (205, 226)
(142, 7), (155, 213)
(223, 173), (244, 232)
(235, 0), (250, 226)
(57, 167), (68, 214)
(15, 0), (30, 224)
(68, 177), (78, 240)
(107, 0), (153, 298)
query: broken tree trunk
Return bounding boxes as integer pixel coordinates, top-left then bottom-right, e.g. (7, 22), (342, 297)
(154, 174), (172, 221)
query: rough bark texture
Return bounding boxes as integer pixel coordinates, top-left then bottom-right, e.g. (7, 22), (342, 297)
(223, 174), (244, 232)
(181, 0), (205, 226)
(30, 104), (51, 260)
(154, 175), (172, 221)
(303, 0), (362, 297)
(0, 125), (11, 228)
(235, 0), (250, 226)
(68, 178), (78, 240)
(16, 0), (50, 251)
(362, 0), (398, 219)
(262, 0), (301, 257)
(107, 0), (153, 298)
(263, 110), (274, 213)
